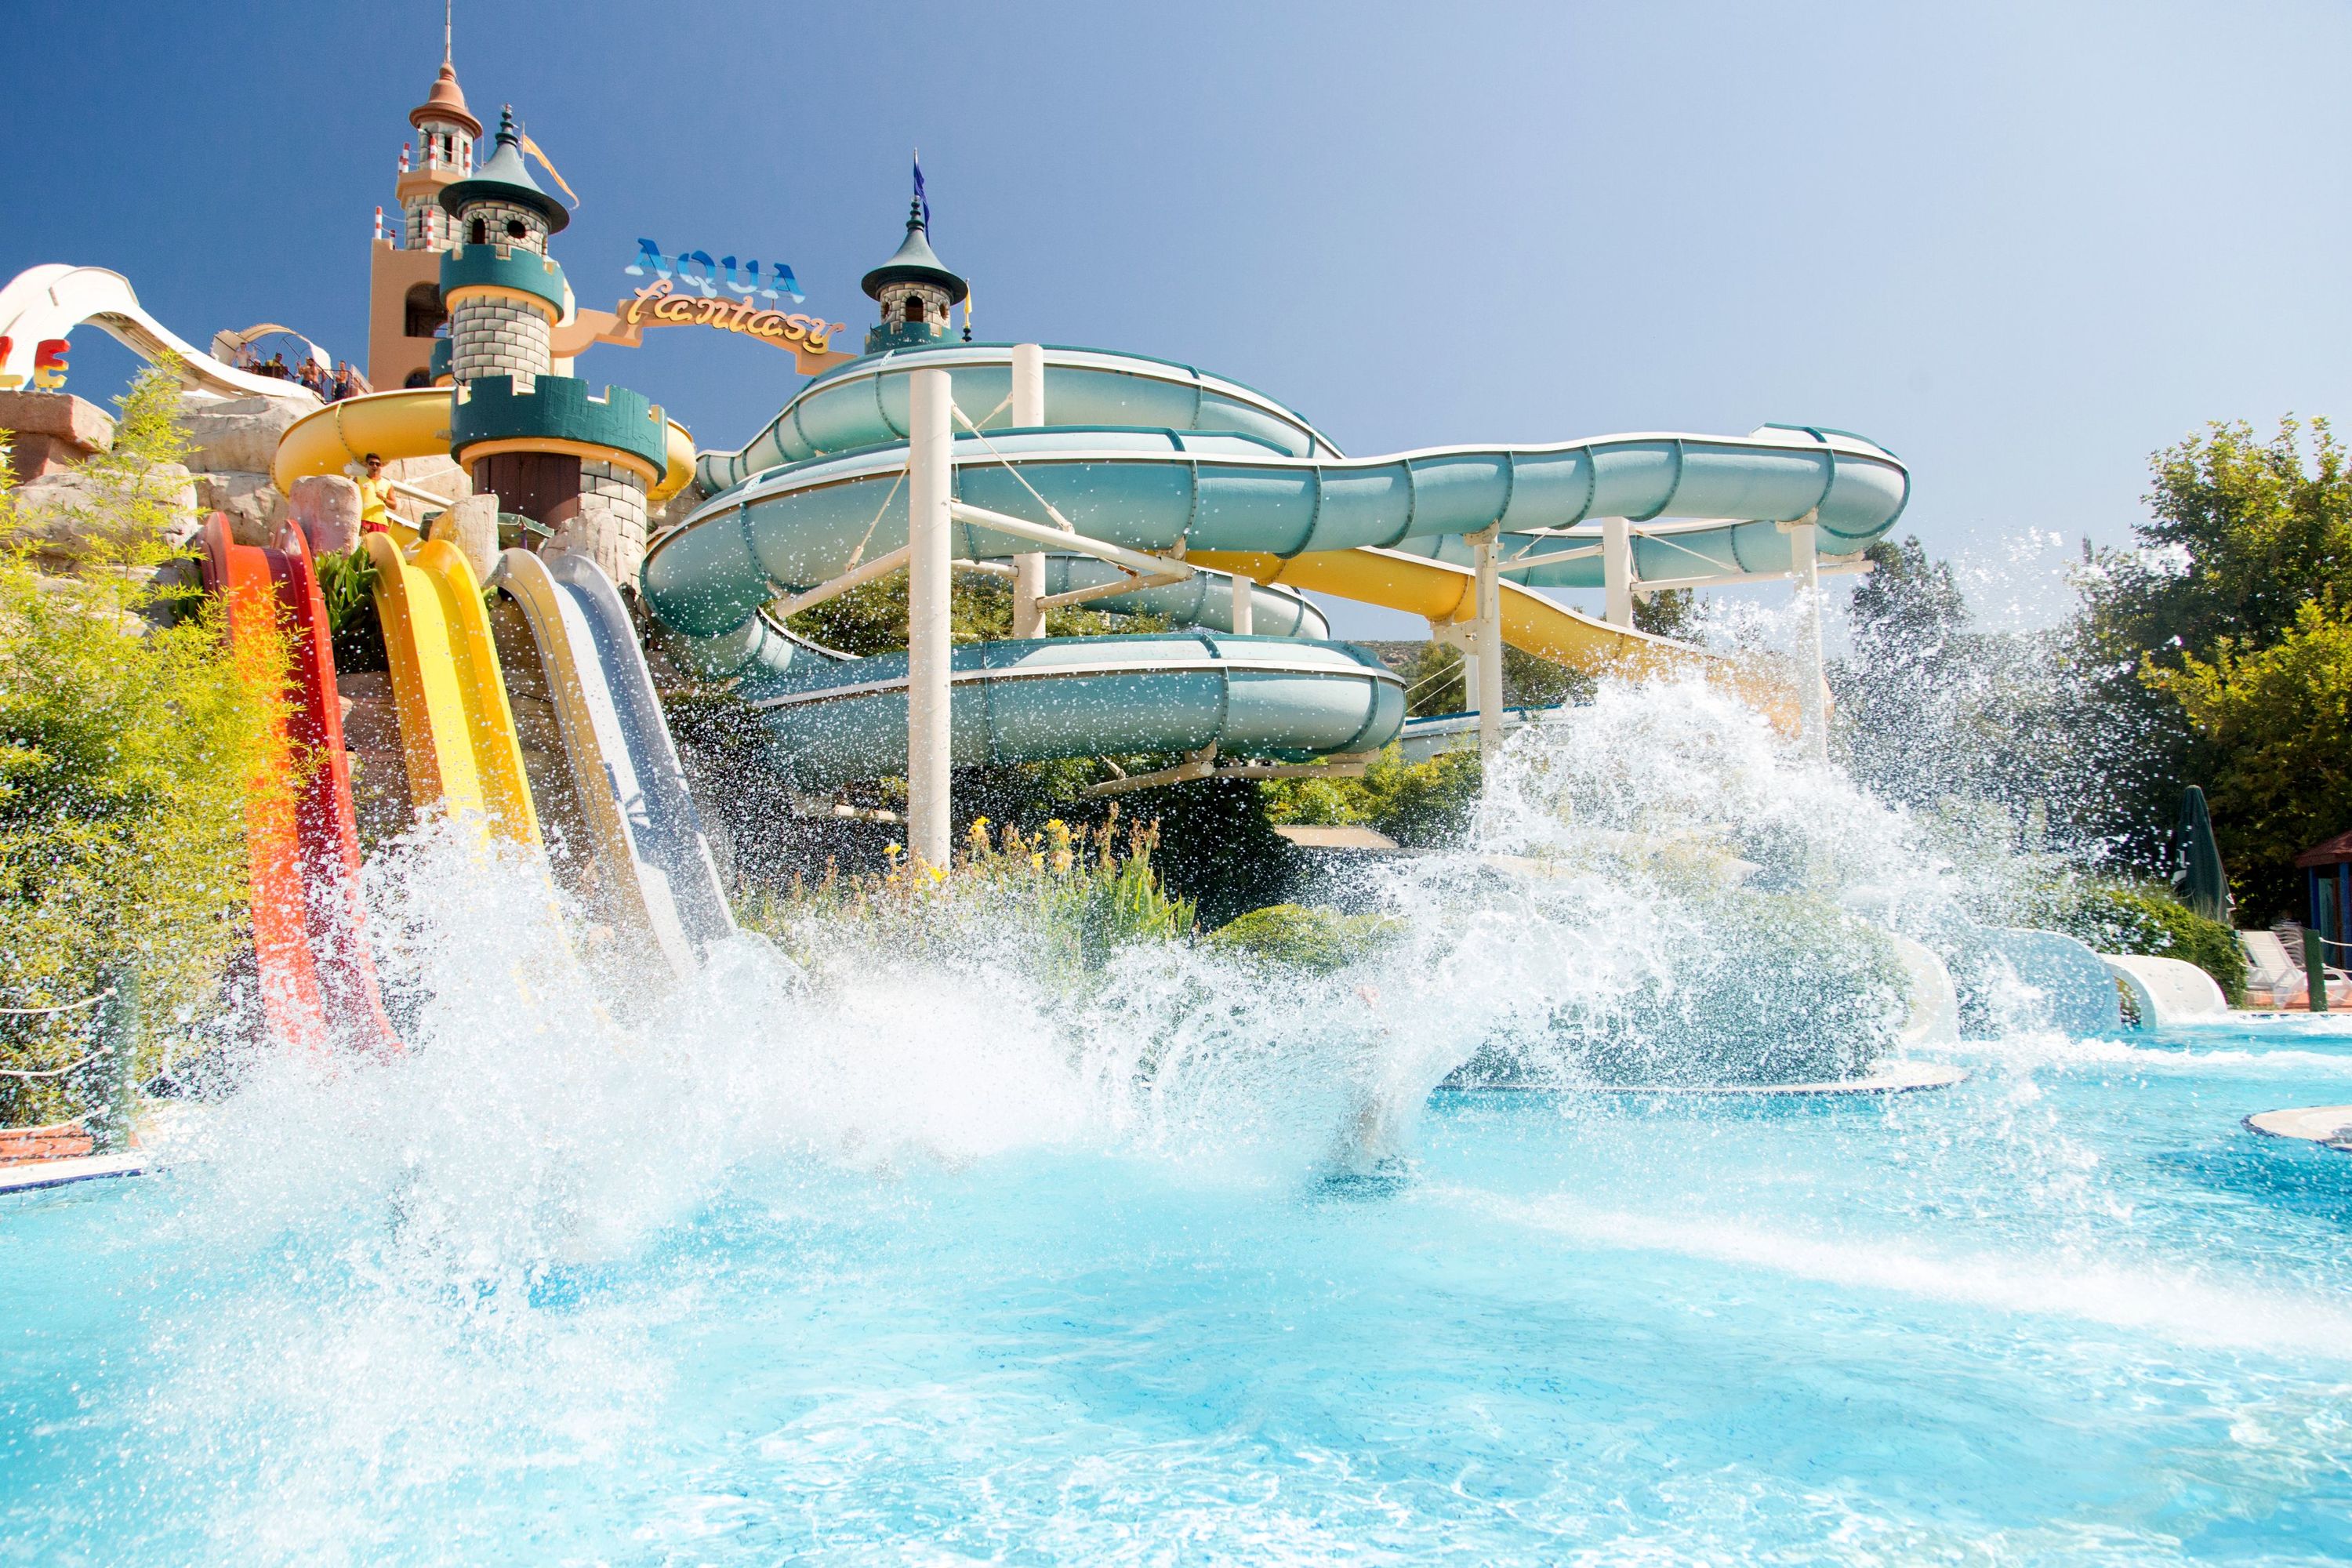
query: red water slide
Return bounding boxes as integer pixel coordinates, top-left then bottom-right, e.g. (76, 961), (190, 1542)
(198, 515), (399, 1054)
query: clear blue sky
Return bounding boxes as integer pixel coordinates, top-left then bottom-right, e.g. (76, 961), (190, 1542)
(9, 1), (2345, 636)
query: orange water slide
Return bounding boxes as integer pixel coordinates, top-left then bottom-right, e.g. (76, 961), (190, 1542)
(199, 517), (398, 1054)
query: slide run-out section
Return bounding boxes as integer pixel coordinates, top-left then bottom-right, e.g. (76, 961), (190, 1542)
(493, 548), (735, 972)
(1, 265), (307, 401)
(198, 516), (397, 1053)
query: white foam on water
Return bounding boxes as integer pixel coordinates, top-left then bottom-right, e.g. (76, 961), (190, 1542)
(1456, 1185), (2352, 1360)
(82, 675), (2343, 1561)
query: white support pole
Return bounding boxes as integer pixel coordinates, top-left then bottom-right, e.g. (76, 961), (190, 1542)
(1229, 570), (1254, 635)
(1782, 512), (1829, 763)
(1009, 343), (1047, 639)
(907, 368), (954, 869)
(1471, 525), (1504, 764)
(1601, 515), (1635, 628)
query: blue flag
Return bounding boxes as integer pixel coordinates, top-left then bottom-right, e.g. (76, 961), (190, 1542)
(913, 151), (929, 229)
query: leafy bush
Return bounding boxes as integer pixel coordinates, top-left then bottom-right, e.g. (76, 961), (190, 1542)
(0, 366), (281, 1124)
(1206, 903), (1404, 971)
(739, 808), (1196, 985)
(2042, 879), (2247, 1004)
(1261, 743), (1484, 847)
(314, 545), (387, 671)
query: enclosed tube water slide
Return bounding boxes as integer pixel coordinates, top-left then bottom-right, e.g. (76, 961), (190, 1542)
(646, 342), (1911, 775)
(272, 387), (699, 505)
(0, 266), (311, 401)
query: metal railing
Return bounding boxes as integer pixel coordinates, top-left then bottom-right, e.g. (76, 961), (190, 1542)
(0, 966), (140, 1154)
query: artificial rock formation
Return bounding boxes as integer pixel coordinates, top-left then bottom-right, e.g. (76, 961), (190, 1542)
(0, 390), (114, 481)
(427, 492), (499, 581)
(288, 474), (363, 555)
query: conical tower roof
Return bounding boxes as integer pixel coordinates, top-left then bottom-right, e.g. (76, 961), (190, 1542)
(861, 200), (968, 305)
(409, 56), (480, 136)
(437, 106), (568, 233)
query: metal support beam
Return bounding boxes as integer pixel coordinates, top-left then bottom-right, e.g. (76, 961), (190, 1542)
(1229, 569), (1254, 635)
(1628, 557), (1872, 597)
(906, 368), (953, 868)
(767, 544), (910, 619)
(1085, 747), (1380, 797)
(1601, 515), (1634, 627)
(1779, 511), (1829, 763)
(1032, 571), (1190, 612)
(1009, 343), (1047, 638)
(946, 502), (1194, 582)
(1470, 525), (1504, 763)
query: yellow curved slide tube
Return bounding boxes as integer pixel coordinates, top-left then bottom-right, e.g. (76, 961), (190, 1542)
(1188, 546), (1800, 732)
(275, 389), (697, 505)
(363, 533), (542, 848)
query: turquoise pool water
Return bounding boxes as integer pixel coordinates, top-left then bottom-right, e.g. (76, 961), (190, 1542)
(7, 1013), (2352, 1564)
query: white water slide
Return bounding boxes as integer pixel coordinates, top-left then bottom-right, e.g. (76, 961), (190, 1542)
(0, 264), (310, 401)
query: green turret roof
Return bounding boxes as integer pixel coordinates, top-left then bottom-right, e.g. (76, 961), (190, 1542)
(438, 106), (568, 234)
(860, 201), (967, 305)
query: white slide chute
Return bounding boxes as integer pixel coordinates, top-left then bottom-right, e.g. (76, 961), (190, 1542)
(0, 264), (317, 402)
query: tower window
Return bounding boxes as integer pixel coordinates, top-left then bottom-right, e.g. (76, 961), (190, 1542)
(506, 220), (527, 240)
(469, 217), (488, 245)
(903, 296), (924, 324)
(405, 282), (446, 339)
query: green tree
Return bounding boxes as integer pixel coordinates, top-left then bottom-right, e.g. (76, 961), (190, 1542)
(0, 366), (280, 1123)
(2147, 596), (2352, 916)
(2064, 418), (2352, 904)
(1632, 587), (1699, 640)
(1833, 535), (2077, 825)
(1390, 638), (1589, 718)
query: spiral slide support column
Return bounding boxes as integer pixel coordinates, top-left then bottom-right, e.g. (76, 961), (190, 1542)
(1472, 527), (1504, 763)
(1784, 513), (1829, 762)
(1009, 343), (1048, 639)
(908, 368), (955, 868)
(1602, 516), (1635, 628)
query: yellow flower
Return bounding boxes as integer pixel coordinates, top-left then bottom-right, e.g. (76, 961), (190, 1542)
(884, 842), (903, 858)
(927, 865), (948, 883)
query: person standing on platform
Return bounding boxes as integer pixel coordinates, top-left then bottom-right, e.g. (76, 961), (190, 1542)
(355, 454), (397, 535)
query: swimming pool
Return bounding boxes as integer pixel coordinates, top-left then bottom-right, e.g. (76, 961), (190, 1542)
(7, 1006), (2350, 1565)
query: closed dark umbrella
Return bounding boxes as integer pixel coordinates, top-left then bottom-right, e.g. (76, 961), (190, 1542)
(2176, 786), (2233, 925)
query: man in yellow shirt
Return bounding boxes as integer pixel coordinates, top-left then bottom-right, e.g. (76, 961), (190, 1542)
(355, 453), (396, 535)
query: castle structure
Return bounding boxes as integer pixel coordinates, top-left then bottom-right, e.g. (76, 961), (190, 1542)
(367, 41), (667, 584)
(861, 200), (967, 354)
(365, 46), (477, 390)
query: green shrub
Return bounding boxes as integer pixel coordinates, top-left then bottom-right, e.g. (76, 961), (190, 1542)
(2044, 880), (2247, 1004)
(739, 809), (1196, 985)
(0, 365), (281, 1124)
(314, 545), (387, 672)
(1262, 744), (1484, 847)
(1206, 903), (1405, 971)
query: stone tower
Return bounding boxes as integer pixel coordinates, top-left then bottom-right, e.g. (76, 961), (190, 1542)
(437, 107), (563, 390)
(437, 108), (666, 584)
(861, 200), (969, 354)
(365, 42), (481, 388)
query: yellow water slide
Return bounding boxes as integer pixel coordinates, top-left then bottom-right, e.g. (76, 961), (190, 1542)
(1188, 546), (1801, 730)
(361, 534), (541, 847)
(274, 388), (698, 505)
